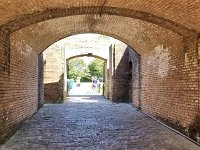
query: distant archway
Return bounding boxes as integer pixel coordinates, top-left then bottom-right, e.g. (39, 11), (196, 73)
(66, 56), (107, 99)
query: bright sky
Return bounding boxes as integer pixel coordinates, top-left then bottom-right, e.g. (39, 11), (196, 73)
(82, 56), (94, 65)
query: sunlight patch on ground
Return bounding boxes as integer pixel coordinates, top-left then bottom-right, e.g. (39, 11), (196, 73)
(66, 96), (99, 103)
(68, 98), (99, 103)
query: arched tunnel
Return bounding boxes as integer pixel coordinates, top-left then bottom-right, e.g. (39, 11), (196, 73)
(0, 1), (200, 149)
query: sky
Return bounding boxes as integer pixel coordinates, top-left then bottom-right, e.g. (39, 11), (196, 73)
(81, 56), (95, 65)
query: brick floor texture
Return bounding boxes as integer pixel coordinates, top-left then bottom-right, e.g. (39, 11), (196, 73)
(1, 94), (200, 150)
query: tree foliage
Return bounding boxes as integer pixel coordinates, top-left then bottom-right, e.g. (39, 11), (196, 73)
(88, 58), (104, 78)
(67, 58), (104, 82)
(68, 58), (90, 81)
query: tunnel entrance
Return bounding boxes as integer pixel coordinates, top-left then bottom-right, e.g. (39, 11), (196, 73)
(42, 33), (139, 104)
(43, 34), (140, 103)
(66, 56), (106, 97)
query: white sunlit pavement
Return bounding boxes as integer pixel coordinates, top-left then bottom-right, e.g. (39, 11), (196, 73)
(68, 82), (99, 94)
(68, 82), (103, 96)
(1, 82), (200, 150)
(66, 82), (102, 103)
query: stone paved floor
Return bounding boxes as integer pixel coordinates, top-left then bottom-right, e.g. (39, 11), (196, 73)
(1, 87), (200, 150)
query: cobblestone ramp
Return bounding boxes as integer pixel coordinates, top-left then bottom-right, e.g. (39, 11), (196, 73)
(1, 95), (200, 150)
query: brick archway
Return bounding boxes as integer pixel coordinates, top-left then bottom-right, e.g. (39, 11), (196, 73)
(0, 2), (200, 144)
(66, 54), (107, 61)
(65, 55), (107, 97)
(0, 5), (197, 35)
(10, 14), (189, 55)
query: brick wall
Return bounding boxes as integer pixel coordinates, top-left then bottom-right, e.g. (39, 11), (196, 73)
(43, 45), (64, 103)
(112, 44), (130, 102)
(38, 53), (44, 108)
(0, 29), (10, 144)
(141, 35), (199, 141)
(107, 34), (199, 142)
(108, 45), (113, 100)
(103, 60), (108, 98)
(129, 48), (141, 108)
(110, 45), (141, 106)
(0, 30), (39, 144)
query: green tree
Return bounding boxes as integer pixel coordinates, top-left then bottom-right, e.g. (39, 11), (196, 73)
(68, 58), (90, 81)
(88, 58), (104, 78)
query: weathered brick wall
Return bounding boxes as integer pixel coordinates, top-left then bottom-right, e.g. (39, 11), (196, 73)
(0, 30), (39, 144)
(106, 30), (199, 141)
(0, 29), (10, 144)
(105, 69), (110, 99)
(129, 48), (141, 108)
(108, 45), (113, 100)
(103, 61), (108, 98)
(112, 44), (130, 102)
(110, 45), (141, 105)
(43, 45), (64, 103)
(38, 53), (44, 108)
(141, 35), (199, 141)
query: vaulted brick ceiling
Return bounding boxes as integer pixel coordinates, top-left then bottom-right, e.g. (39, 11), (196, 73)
(11, 14), (182, 54)
(0, 0), (199, 34)
(3, 0), (198, 56)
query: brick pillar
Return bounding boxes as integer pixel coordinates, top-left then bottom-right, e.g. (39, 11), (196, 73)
(108, 44), (113, 100)
(43, 45), (65, 103)
(129, 48), (141, 108)
(38, 53), (44, 108)
(112, 44), (130, 102)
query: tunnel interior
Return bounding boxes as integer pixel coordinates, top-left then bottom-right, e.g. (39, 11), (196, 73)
(0, 1), (200, 144)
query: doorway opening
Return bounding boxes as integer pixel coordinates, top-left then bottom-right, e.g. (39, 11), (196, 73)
(42, 33), (140, 104)
(66, 56), (106, 96)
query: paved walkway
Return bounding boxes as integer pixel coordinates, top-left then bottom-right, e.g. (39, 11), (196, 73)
(1, 85), (200, 150)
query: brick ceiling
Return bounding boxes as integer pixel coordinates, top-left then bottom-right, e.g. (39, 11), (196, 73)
(0, 0), (200, 33)
(11, 14), (182, 55)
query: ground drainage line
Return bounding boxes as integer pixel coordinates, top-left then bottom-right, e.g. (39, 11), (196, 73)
(131, 104), (200, 147)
